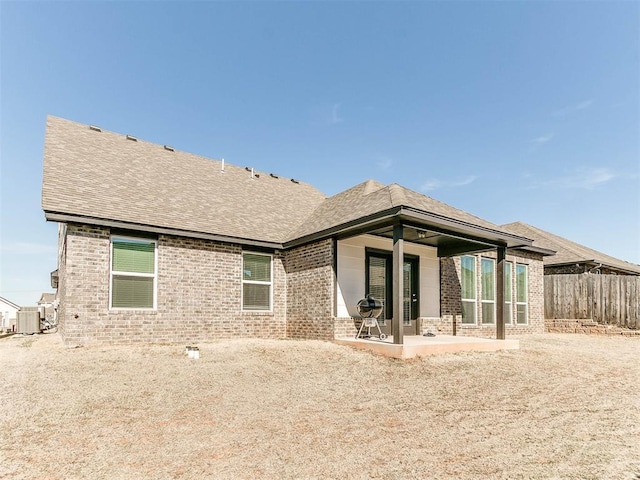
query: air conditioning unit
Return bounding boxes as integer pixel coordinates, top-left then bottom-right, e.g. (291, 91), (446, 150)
(16, 307), (40, 334)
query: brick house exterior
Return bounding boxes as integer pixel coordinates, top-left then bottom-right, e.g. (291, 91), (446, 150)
(44, 116), (553, 346)
(436, 250), (545, 337)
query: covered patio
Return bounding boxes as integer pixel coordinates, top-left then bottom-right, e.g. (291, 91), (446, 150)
(335, 334), (520, 359)
(286, 181), (545, 346)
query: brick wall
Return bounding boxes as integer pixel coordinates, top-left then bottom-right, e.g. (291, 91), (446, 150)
(546, 318), (640, 335)
(433, 249), (545, 338)
(57, 223), (287, 346)
(284, 239), (335, 340)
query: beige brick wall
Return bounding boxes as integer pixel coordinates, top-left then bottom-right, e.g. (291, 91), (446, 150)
(284, 239), (335, 340)
(433, 249), (545, 338)
(58, 224), (287, 345)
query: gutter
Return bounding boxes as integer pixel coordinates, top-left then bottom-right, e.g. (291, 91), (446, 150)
(44, 211), (284, 250)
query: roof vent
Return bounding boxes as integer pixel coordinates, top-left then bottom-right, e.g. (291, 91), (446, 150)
(89, 125), (102, 132)
(245, 167), (251, 171)
(163, 145), (174, 152)
(291, 178), (300, 184)
(270, 173), (279, 179)
(126, 135), (138, 142)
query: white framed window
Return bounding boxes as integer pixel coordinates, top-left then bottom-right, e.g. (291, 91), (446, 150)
(481, 258), (495, 324)
(504, 261), (513, 325)
(461, 255), (476, 324)
(242, 252), (273, 311)
(516, 263), (528, 324)
(110, 236), (157, 309)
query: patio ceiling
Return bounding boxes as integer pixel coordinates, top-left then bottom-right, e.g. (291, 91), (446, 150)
(363, 224), (501, 257)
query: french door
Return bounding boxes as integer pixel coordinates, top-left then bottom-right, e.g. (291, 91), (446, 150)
(365, 250), (419, 336)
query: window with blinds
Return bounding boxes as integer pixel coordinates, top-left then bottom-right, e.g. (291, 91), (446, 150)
(368, 256), (388, 321)
(242, 252), (272, 311)
(110, 237), (156, 309)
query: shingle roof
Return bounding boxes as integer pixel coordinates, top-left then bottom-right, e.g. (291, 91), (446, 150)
(38, 293), (56, 304)
(502, 222), (640, 274)
(42, 116), (326, 245)
(0, 296), (21, 310)
(289, 180), (524, 243)
(42, 115), (531, 250)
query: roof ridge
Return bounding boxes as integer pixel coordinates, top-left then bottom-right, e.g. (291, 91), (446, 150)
(388, 183), (407, 207)
(362, 179), (386, 196)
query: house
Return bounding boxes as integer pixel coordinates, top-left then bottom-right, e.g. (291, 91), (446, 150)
(37, 292), (57, 323)
(503, 222), (640, 330)
(42, 116), (554, 347)
(502, 222), (640, 276)
(0, 296), (20, 332)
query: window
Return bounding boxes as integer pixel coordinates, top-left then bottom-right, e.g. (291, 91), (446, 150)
(461, 256), (476, 324)
(367, 255), (389, 323)
(516, 263), (528, 324)
(111, 237), (156, 309)
(242, 252), (272, 311)
(504, 261), (513, 325)
(481, 258), (495, 324)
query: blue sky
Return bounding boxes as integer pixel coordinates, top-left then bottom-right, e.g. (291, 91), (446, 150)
(1, 1), (638, 306)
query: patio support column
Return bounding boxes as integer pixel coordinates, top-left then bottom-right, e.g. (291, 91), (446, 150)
(496, 246), (506, 340)
(392, 222), (404, 345)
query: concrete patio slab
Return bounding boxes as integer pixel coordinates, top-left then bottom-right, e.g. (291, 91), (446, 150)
(335, 334), (519, 359)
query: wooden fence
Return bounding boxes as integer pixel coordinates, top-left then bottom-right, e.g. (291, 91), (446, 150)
(544, 274), (640, 329)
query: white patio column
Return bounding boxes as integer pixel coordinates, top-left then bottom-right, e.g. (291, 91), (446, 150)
(392, 223), (404, 345)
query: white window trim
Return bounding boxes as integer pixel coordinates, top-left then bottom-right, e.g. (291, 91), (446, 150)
(461, 255), (477, 325)
(481, 257), (496, 325)
(504, 261), (513, 326)
(109, 235), (158, 310)
(241, 251), (274, 313)
(516, 263), (528, 325)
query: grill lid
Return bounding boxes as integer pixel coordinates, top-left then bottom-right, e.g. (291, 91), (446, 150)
(356, 295), (383, 318)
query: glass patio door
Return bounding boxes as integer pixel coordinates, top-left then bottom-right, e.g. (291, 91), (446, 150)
(366, 251), (419, 336)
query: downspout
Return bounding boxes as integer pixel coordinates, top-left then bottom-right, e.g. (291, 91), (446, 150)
(588, 263), (602, 274)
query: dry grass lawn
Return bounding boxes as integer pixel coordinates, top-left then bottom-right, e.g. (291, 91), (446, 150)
(1, 332), (639, 479)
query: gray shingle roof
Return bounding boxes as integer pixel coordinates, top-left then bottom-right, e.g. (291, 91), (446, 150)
(289, 180), (523, 243)
(502, 222), (640, 274)
(42, 116), (327, 244)
(42, 115), (531, 250)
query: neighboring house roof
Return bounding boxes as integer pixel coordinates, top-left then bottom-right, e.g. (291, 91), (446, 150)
(42, 116), (327, 247)
(502, 222), (640, 275)
(38, 293), (56, 304)
(43, 115), (534, 252)
(0, 296), (21, 310)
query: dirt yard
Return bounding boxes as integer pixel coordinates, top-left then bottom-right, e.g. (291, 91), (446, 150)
(1, 333), (638, 480)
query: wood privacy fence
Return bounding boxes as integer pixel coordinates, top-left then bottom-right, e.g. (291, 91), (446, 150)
(544, 274), (640, 329)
